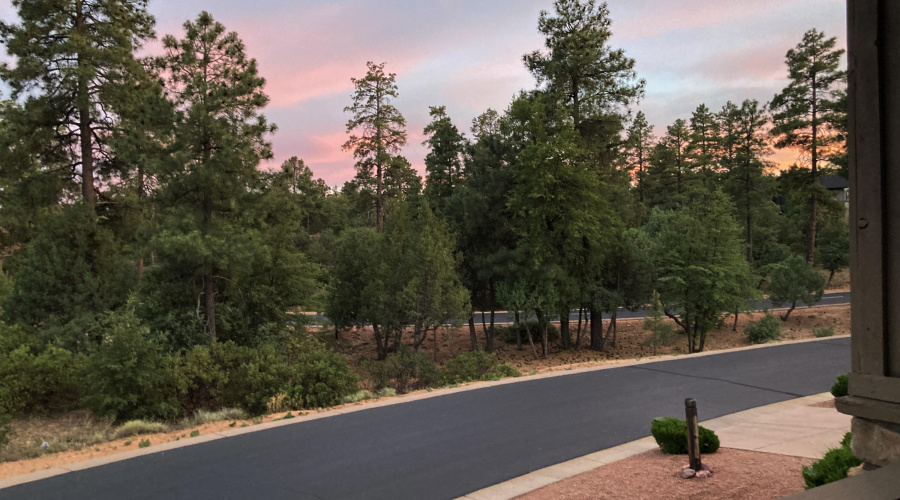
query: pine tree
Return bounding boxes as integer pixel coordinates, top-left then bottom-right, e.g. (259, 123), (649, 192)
(770, 29), (846, 262)
(687, 104), (720, 186)
(624, 111), (654, 203)
(148, 12), (276, 344)
(524, 0), (643, 133)
(0, 0), (156, 206)
(342, 62), (408, 233)
(423, 106), (466, 215)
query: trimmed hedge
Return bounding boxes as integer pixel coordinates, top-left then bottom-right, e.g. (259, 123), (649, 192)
(650, 417), (720, 454)
(802, 432), (862, 489)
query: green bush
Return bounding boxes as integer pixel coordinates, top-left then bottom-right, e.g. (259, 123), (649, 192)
(802, 432), (862, 489)
(442, 350), (499, 384)
(0, 323), (84, 416)
(0, 412), (11, 447)
(367, 344), (440, 393)
(208, 342), (291, 417)
(80, 310), (181, 422)
(342, 390), (374, 404)
(494, 363), (522, 379)
(286, 336), (359, 409)
(831, 374), (849, 398)
(745, 313), (782, 344)
(497, 321), (559, 345)
(650, 417), (720, 454)
(814, 327), (835, 338)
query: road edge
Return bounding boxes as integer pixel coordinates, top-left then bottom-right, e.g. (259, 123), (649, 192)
(456, 393), (836, 500)
(0, 336), (848, 491)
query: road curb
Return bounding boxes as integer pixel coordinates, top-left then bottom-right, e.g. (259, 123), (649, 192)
(455, 393), (837, 500)
(0, 337), (848, 491)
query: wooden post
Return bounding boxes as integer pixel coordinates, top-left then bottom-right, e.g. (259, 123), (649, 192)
(685, 398), (701, 470)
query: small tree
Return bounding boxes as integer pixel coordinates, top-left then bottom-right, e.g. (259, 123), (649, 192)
(642, 291), (674, 355)
(767, 255), (826, 321)
(817, 220), (849, 286)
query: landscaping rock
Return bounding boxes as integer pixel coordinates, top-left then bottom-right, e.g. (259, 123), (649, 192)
(681, 468), (696, 479)
(696, 470), (711, 478)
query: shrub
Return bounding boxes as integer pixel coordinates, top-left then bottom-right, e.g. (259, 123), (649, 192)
(367, 345), (440, 393)
(0, 323), (84, 416)
(442, 350), (498, 384)
(80, 310), (180, 422)
(375, 388), (397, 398)
(114, 420), (169, 439)
(138, 439), (150, 448)
(494, 363), (522, 379)
(286, 336), (359, 409)
(182, 408), (247, 428)
(498, 321), (559, 345)
(0, 412), (11, 447)
(831, 374), (849, 398)
(802, 432), (862, 489)
(342, 390), (374, 404)
(208, 342), (291, 416)
(814, 327), (835, 338)
(650, 417), (720, 454)
(745, 313), (782, 344)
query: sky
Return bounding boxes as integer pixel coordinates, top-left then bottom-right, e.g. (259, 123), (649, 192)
(0, 0), (848, 187)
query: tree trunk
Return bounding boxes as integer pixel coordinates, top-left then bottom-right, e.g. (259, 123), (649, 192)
(433, 326), (438, 362)
(535, 309), (548, 358)
(575, 307), (584, 348)
(733, 309), (739, 332)
(827, 269), (835, 286)
(204, 272), (216, 343)
(559, 309), (570, 349)
(589, 305), (603, 351)
(781, 301), (797, 322)
(76, 1), (95, 207)
(698, 322), (707, 352)
(526, 316), (538, 360)
(515, 311), (522, 351)
(468, 315), (477, 351)
(373, 325), (386, 360)
(808, 75), (819, 262)
(487, 309), (495, 353)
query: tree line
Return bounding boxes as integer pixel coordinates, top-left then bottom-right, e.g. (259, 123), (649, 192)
(0, 0), (848, 431)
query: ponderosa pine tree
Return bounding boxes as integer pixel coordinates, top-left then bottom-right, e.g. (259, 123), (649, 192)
(721, 99), (772, 265)
(524, 0), (643, 134)
(343, 62), (408, 233)
(0, 0), (156, 207)
(687, 104), (720, 186)
(624, 111), (654, 203)
(770, 29), (846, 262)
(647, 118), (691, 207)
(423, 106), (466, 216)
(147, 12), (276, 344)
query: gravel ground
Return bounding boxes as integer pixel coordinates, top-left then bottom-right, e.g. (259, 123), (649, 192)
(518, 448), (813, 500)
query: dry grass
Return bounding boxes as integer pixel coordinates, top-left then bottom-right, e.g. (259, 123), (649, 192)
(113, 420), (169, 439)
(0, 410), (113, 463)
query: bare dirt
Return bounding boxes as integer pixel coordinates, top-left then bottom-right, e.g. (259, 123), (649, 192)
(330, 304), (851, 376)
(517, 448), (813, 500)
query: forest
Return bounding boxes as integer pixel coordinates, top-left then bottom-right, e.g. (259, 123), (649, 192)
(0, 0), (849, 443)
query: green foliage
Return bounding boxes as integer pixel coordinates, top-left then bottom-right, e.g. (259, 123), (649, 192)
(367, 345), (440, 394)
(831, 374), (849, 398)
(80, 310), (181, 422)
(767, 254), (826, 320)
(814, 327), (835, 338)
(494, 364), (522, 379)
(189, 430), (200, 438)
(0, 323), (84, 416)
(0, 266), (12, 315)
(441, 350), (505, 384)
(497, 321), (560, 345)
(647, 191), (758, 353)
(0, 412), (11, 447)
(4, 205), (137, 344)
(138, 439), (150, 449)
(202, 342), (291, 417)
(802, 432), (861, 489)
(423, 106), (467, 215)
(642, 291), (675, 354)
(745, 313), (782, 344)
(817, 220), (849, 282)
(342, 390), (375, 404)
(650, 417), (720, 454)
(285, 336), (359, 409)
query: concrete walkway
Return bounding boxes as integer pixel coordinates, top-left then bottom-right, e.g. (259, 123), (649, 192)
(459, 393), (850, 500)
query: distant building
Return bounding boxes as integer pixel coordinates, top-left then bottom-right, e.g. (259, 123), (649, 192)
(820, 175), (849, 215)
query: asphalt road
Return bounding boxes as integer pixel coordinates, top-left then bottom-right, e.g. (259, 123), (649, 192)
(478, 291), (852, 324)
(5, 337), (850, 500)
